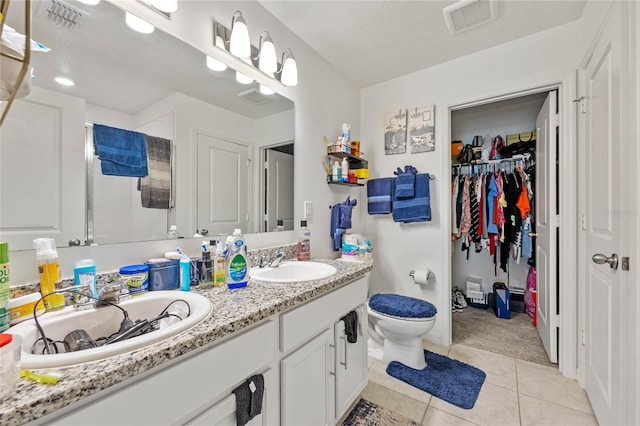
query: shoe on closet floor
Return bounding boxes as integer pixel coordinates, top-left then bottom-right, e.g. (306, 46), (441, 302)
(454, 290), (468, 308)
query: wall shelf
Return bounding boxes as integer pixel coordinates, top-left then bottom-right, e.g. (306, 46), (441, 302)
(326, 176), (364, 187)
(327, 151), (368, 170)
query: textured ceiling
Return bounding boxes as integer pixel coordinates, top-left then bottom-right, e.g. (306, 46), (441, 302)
(260, 0), (587, 88)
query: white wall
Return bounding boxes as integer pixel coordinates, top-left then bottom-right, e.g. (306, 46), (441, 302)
(360, 19), (592, 346)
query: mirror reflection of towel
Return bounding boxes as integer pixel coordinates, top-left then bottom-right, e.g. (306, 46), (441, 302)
(140, 136), (171, 209)
(93, 124), (148, 177)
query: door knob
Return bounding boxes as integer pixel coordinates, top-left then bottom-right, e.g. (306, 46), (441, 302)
(200, 228), (209, 236)
(592, 253), (618, 270)
(68, 239), (81, 246)
(528, 232), (539, 237)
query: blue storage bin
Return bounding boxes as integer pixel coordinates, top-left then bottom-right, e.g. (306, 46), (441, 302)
(146, 259), (179, 291)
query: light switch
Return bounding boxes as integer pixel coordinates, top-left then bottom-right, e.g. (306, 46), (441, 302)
(304, 201), (312, 219)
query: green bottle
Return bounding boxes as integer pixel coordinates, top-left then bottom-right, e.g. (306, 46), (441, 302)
(0, 242), (10, 332)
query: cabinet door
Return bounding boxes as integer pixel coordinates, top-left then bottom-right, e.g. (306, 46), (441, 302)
(281, 328), (334, 426)
(334, 305), (368, 420)
(186, 368), (276, 426)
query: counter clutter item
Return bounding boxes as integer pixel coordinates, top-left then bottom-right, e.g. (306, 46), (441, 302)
(0, 334), (22, 401)
(0, 258), (372, 425)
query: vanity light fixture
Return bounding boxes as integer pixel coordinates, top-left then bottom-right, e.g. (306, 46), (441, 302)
(279, 49), (298, 87)
(206, 55), (227, 72)
(54, 77), (75, 86)
(125, 11), (154, 34)
(229, 11), (251, 58)
(213, 11), (298, 87)
(259, 84), (275, 95)
(236, 71), (253, 85)
(257, 32), (277, 74)
(149, 0), (177, 13)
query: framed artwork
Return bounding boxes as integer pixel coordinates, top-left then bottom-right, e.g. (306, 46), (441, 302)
(384, 109), (407, 155)
(409, 105), (435, 154)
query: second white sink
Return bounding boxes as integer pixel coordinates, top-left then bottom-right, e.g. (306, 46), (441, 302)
(251, 261), (337, 283)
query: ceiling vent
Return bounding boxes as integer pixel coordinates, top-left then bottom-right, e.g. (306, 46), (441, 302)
(35, 0), (83, 29)
(443, 0), (498, 35)
(237, 88), (272, 105)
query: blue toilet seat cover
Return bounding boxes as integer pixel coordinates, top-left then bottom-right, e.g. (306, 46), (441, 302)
(369, 294), (437, 319)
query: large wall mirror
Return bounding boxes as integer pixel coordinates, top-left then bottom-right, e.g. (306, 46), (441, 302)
(0, 0), (295, 251)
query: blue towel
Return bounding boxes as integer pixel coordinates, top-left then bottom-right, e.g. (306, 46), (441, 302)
(330, 205), (346, 251)
(392, 173), (431, 223)
(367, 178), (393, 214)
(93, 124), (148, 177)
(394, 173), (416, 198)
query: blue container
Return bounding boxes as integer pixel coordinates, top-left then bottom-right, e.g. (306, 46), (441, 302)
(119, 264), (149, 296)
(147, 260), (179, 291)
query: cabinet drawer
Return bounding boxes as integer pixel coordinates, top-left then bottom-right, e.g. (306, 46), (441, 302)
(49, 320), (278, 426)
(280, 275), (368, 353)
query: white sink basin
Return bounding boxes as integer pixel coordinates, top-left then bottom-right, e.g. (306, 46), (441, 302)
(8, 291), (212, 369)
(251, 261), (337, 283)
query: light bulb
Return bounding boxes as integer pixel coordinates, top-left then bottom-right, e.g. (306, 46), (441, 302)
(125, 12), (154, 34)
(258, 33), (277, 74)
(229, 11), (251, 58)
(150, 0), (178, 13)
(55, 77), (75, 86)
(206, 55), (227, 72)
(259, 84), (275, 95)
(235, 71), (253, 85)
(280, 49), (297, 87)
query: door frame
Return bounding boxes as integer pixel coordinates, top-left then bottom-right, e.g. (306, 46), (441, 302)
(258, 141), (295, 233)
(445, 81), (579, 379)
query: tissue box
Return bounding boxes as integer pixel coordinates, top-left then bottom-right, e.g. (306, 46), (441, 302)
(493, 282), (510, 319)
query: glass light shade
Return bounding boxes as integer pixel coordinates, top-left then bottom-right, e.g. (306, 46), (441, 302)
(125, 12), (154, 34)
(229, 12), (251, 58)
(235, 71), (253, 85)
(206, 55), (227, 72)
(150, 0), (178, 13)
(260, 84), (275, 95)
(280, 50), (298, 86)
(258, 34), (277, 74)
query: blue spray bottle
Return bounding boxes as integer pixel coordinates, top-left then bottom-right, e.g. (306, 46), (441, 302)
(177, 248), (191, 292)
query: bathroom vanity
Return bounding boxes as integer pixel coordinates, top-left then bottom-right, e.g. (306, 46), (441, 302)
(0, 259), (372, 426)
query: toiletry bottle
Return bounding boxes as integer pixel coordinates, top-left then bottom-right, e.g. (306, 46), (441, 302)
(296, 220), (311, 261)
(33, 238), (65, 311)
(74, 259), (97, 299)
(225, 229), (249, 289)
(177, 248), (190, 292)
(199, 251), (214, 288)
(341, 157), (349, 182)
(0, 242), (9, 332)
(332, 161), (341, 182)
(213, 237), (226, 287)
(167, 225), (179, 239)
(341, 123), (351, 147)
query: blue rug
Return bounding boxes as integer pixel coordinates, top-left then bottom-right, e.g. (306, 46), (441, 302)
(386, 350), (486, 409)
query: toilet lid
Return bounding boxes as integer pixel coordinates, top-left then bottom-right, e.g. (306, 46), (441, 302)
(369, 294), (437, 319)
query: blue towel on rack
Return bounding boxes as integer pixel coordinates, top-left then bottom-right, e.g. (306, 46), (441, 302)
(93, 124), (148, 177)
(394, 173), (416, 198)
(330, 196), (357, 251)
(367, 178), (393, 214)
(392, 173), (431, 223)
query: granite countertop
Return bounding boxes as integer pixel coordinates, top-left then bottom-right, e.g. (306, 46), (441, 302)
(0, 258), (372, 426)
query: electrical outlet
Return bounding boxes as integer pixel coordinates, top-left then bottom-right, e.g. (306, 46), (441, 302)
(304, 201), (312, 219)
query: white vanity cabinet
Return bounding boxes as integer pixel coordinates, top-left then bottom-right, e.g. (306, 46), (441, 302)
(279, 275), (369, 425)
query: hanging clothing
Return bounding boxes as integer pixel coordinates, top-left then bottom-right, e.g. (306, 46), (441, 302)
(451, 176), (460, 237)
(486, 174), (499, 234)
(460, 178), (471, 237)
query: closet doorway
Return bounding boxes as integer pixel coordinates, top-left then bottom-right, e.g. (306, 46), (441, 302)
(449, 90), (558, 368)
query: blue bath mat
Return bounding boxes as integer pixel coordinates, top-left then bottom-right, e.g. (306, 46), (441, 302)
(386, 350), (486, 409)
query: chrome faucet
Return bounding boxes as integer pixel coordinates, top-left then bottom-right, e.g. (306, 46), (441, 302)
(260, 251), (285, 268)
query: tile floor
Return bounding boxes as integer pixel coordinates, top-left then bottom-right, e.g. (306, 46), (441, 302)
(356, 341), (598, 426)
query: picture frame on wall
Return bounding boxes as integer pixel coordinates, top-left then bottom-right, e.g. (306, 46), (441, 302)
(384, 109), (407, 155)
(409, 105), (435, 154)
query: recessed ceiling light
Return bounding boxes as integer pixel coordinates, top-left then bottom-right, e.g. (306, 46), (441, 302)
(125, 12), (154, 34)
(55, 77), (75, 86)
(78, 0), (100, 5)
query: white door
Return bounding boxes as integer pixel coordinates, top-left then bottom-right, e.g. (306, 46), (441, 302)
(581, 5), (626, 424)
(535, 91), (559, 364)
(280, 328), (334, 426)
(0, 87), (85, 250)
(265, 149), (294, 232)
(196, 133), (249, 236)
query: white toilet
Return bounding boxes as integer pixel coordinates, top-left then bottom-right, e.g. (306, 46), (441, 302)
(367, 293), (437, 370)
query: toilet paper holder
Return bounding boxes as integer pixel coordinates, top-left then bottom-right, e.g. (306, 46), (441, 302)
(409, 269), (435, 281)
